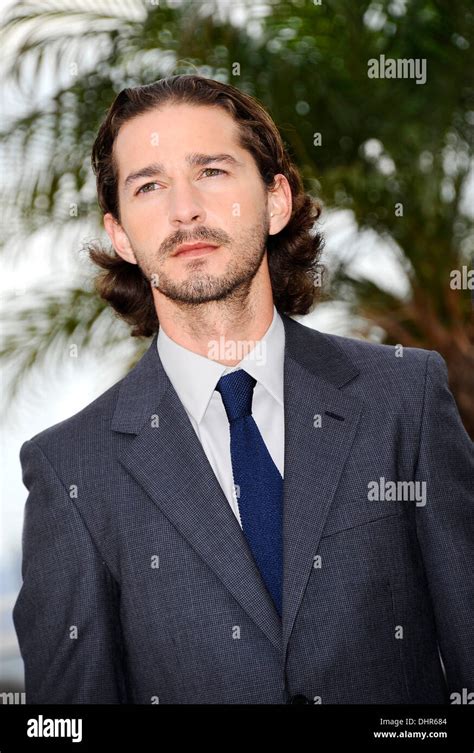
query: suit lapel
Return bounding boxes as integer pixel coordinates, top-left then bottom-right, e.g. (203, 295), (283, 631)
(280, 315), (363, 660)
(112, 314), (363, 659)
(113, 336), (282, 651)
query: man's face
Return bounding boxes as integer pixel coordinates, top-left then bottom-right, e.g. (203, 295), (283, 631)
(105, 103), (276, 305)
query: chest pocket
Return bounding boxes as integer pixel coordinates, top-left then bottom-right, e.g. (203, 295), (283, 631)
(321, 497), (406, 538)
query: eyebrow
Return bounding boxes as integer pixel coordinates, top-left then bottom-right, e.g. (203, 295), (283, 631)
(123, 152), (243, 191)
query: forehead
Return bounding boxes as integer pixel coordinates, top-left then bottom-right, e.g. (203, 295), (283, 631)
(113, 103), (244, 178)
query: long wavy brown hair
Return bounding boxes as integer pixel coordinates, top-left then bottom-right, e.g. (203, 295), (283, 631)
(89, 74), (324, 337)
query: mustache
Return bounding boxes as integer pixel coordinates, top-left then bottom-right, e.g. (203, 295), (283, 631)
(162, 228), (230, 256)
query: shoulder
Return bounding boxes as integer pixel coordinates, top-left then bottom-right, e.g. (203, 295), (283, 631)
(20, 335), (160, 462)
(285, 318), (450, 428)
(20, 378), (123, 462)
(289, 315), (445, 382)
(322, 330), (445, 376)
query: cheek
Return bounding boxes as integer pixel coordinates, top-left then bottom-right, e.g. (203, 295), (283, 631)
(122, 205), (161, 239)
(228, 194), (265, 227)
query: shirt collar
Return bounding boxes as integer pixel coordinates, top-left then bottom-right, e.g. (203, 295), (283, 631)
(157, 305), (285, 425)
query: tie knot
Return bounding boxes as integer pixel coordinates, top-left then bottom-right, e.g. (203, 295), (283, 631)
(215, 369), (257, 423)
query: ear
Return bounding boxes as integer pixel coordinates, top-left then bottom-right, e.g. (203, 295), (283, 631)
(103, 213), (137, 265)
(268, 173), (292, 235)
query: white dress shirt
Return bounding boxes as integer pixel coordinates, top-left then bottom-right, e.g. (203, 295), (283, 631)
(156, 305), (285, 529)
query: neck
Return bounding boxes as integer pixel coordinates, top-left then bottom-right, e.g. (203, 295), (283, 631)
(153, 267), (274, 366)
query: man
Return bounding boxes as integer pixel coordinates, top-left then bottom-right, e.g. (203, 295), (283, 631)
(13, 75), (473, 705)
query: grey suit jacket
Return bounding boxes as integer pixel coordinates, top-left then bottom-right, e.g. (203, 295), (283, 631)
(12, 314), (474, 704)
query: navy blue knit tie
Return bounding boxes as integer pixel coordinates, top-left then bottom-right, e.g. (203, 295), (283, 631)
(215, 369), (283, 616)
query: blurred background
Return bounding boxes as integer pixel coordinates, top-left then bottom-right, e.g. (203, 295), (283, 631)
(1, 0), (473, 696)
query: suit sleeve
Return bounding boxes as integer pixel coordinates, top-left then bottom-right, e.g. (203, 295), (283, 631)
(13, 438), (130, 703)
(414, 351), (474, 696)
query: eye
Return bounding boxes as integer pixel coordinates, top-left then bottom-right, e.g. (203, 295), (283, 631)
(136, 169), (227, 195)
(136, 182), (160, 195)
(201, 168), (227, 178)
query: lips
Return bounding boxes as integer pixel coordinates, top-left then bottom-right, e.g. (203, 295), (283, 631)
(173, 242), (219, 258)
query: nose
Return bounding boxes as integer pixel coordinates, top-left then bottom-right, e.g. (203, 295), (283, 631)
(167, 179), (206, 227)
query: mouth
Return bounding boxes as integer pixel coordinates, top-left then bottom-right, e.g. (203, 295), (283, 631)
(173, 242), (220, 259)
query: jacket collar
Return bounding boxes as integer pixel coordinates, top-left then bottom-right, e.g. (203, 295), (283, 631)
(112, 313), (362, 658)
(112, 313), (359, 435)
